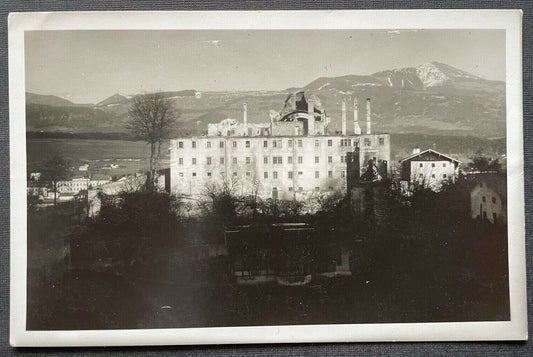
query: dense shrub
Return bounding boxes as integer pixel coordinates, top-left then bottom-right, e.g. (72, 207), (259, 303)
(71, 191), (183, 274)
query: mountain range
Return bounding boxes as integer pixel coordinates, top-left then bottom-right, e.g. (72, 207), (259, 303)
(26, 62), (505, 138)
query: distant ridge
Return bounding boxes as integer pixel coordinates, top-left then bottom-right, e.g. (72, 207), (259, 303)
(372, 61), (484, 89)
(25, 92), (91, 107)
(159, 89), (197, 98)
(96, 93), (130, 107)
(25, 62), (505, 138)
(301, 62), (499, 92)
(94, 90), (198, 107)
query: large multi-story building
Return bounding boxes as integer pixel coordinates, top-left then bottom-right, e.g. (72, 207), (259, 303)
(170, 91), (390, 202)
(57, 177), (90, 194)
(57, 174), (112, 195)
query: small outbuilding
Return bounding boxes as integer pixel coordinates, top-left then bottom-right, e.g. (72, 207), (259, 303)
(469, 173), (507, 224)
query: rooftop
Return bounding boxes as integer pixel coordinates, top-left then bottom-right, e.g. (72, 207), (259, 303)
(91, 173), (112, 181)
(174, 133), (388, 140)
(399, 149), (461, 164)
(469, 173), (507, 203)
(178, 90), (380, 139)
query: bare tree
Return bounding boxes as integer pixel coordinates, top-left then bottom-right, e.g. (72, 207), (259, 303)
(127, 92), (178, 190)
(201, 175), (240, 223)
(316, 189), (345, 214)
(121, 174), (148, 193)
(246, 171), (261, 218)
(39, 155), (72, 206)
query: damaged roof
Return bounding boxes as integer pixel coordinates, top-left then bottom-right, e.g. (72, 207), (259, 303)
(280, 91), (325, 121)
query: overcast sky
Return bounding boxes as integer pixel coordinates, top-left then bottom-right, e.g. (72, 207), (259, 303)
(25, 29), (505, 104)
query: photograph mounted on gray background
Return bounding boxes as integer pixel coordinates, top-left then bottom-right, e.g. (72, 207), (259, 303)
(9, 10), (526, 346)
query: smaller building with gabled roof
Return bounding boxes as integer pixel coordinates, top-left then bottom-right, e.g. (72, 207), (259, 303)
(89, 173), (112, 189)
(469, 173), (507, 224)
(399, 148), (461, 191)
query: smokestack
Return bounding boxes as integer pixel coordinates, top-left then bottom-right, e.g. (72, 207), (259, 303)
(269, 108), (274, 136)
(341, 100), (347, 136)
(353, 97), (361, 135)
(243, 102), (248, 125)
(366, 98), (371, 135)
(308, 97), (315, 135)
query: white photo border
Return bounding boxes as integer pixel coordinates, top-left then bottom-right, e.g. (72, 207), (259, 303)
(9, 10), (527, 346)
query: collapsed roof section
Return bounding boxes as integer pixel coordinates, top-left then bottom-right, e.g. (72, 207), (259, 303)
(279, 91), (326, 122)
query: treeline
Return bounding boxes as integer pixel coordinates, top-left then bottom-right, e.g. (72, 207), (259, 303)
(82, 177), (509, 323)
(26, 131), (136, 141)
(27, 174), (510, 329)
(391, 133), (506, 158)
(27, 128), (195, 141)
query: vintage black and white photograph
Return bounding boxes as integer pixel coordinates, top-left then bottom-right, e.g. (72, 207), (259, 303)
(9, 11), (526, 346)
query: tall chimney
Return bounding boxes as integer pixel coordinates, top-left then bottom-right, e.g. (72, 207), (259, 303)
(353, 97), (361, 135)
(366, 98), (371, 135)
(243, 102), (248, 125)
(308, 97), (315, 135)
(341, 100), (347, 136)
(269, 108), (274, 136)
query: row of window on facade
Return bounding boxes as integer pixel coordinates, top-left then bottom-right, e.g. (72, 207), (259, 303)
(177, 170), (346, 179)
(270, 186), (337, 193)
(482, 211), (499, 221)
(177, 154), (351, 166)
(418, 173), (449, 179)
(176, 137), (385, 149)
(418, 162), (449, 168)
(58, 182), (86, 187)
(482, 196), (498, 204)
(272, 186), (331, 193)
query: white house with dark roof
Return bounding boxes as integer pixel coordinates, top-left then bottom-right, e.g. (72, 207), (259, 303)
(399, 148), (461, 191)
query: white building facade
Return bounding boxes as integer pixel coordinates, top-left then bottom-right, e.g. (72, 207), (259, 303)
(170, 92), (391, 202)
(469, 174), (506, 223)
(171, 134), (390, 200)
(57, 177), (89, 194)
(399, 149), (461, 191)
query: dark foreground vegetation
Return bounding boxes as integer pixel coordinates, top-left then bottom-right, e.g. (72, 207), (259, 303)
(27, 178), (509, 330)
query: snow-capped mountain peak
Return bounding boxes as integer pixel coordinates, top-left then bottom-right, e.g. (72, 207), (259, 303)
(415, 62), (450, 88)
(415, 61), (482, 88)
(370, 62), (485, 90)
